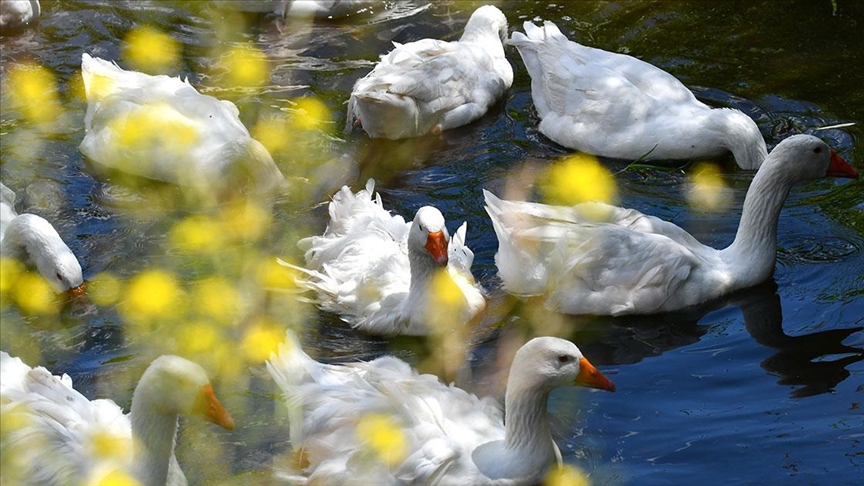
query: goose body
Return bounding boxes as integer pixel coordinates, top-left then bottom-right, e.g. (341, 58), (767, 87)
(346, 5), (512, 139)
(0, 352), (234, 486)
(266, 331), (615, 485)
(0, 0), (40, 31)
(79, 53), (286, 196)
(485, 135), (858, 316)
(280, 179), (485, 335)
(0, 183), (84, 294)
(509, 20), (768, 169)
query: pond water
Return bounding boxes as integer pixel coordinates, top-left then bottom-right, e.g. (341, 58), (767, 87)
(1, 1), (862, 484)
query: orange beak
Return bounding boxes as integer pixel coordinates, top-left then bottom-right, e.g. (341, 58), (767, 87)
(425, 230), (449, 266)
(827, 149), (859, 179)
(67, 283), (87, 298)
(194, 384), (235, 430)
(575, 357), (616, 392)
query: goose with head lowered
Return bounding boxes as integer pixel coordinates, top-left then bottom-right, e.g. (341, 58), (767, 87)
(0, 182), (85, 296)
(279, 179), (485, 335)
(509, 20), (768, 170)
(346, 5), (513, 139)
(0, 352), (234, 486)
(267, 331), (615, 485)
(484, 134), (858, 316)
(79, 53), (286, 198)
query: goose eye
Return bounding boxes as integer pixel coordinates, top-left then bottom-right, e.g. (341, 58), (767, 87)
(557, 355), (572, 364)
(814, 147), (822, 154)
(56, 272), (63, 281)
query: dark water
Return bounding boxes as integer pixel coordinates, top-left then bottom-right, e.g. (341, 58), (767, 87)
(1, 1), (862, 484)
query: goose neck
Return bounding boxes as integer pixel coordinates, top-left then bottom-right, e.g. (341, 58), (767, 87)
(130, 398), (180, 486)
(502, 383), (555, 458)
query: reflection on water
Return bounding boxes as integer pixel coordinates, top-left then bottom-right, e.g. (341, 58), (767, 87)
(740, 281), (864, 398)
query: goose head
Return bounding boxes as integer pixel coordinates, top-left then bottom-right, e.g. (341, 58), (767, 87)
(508, 337), (616, 393)
(408, 206), (450, 267)
(1, 213), (85, 295)
(461, 5), (509, 46)
(132, 355), (234, 430)
(764, 134), (858, 183)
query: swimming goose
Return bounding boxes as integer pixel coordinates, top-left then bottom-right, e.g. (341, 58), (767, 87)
(0, 0), (40, 31)
(346, 5), (513, 139)
(484, 134), (858, 316)
(509, 20), (768, 169)
(0, 183), (84, 295)
(279, 179), (485, 336)
(266, 331), (615, 484)
(79, 53), (286, 197)
(0, 352), (234, 486)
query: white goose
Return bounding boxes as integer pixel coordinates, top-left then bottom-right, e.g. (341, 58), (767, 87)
(346, 5), (513, 139)
(79, 53), (286, 197)
(0, 183), (85, 295)
(267, 331), (615, 485)
(509, 20), (768, 170)
(0, 351), (234, 486)
(484, 134), (858, 316)
(0, 0), (40, 31)
(279, 179), (485, 336)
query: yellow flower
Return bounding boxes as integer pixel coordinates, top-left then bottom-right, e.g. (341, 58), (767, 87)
(686, 162), (731, 212)
(544, 464), (591, 486)
(122, 26), (180, 74)
(122, 269), (183, 320)
(4, 63), (62, 127)
(541, 153), (617, 206)
(192, 277), (239, 323)
(88, 272), (124, 307)
(217, 44), (269, 88)
(241, 316), (285, 363)
(290, 97), (330, 131)
(170, 215), (222, 253)
(355, 413), (408, 467)
(12, 272), (58, 315)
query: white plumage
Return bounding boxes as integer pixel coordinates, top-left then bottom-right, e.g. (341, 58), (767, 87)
(0, 182), (84, 294)
(79, 53), (287, 197)
(346, 5), (513, 139)
(0, 0), (40, 30)
(280, 179), (485, 335)
(509, 20), (768, 169)
(0, 352), (234, 486)
(266, 331), (615, 485)
(485, 134), (858, 316)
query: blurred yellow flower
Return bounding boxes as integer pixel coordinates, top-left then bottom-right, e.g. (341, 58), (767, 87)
(290, 97), (330, 131)
(686, 162), (732, 212)
(122, 269), (183, 320)
(355, 413), (407, 467)
(88, 272), (124, 307)
(87, 430), (131, 463)
(541, 153), (617, 206)
(174, 321), (222, 356)
(12, 272), (58, 315)
(257, 258), (296, 290)
(219, 199), (271, 243)
(4, 63), (62, 127)
(107, 102), (200, 160)
(241, 316), (285, 363)
(252, 117), (291, 154)
(170, 215), (222, 253)
(88, 468), (142, 486)
(545, 464), (591, 486)
(192, 277), (239, 323)
(218, 44), (269, 88)
(122, 26), (180, 74)
(0, 257), (25, 294)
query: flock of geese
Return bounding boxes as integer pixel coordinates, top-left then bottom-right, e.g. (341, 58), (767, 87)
(0, 3), (858, 485)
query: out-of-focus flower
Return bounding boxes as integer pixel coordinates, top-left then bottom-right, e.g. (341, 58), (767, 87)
(544, 464), (591, 486)
(106, 102), (200, 165)
(170, 215), (223, 253)
(122, 26), (180, 74)
(121, 269), (184, 322)
(425, 269), (466, 332)
(252, 117), (292, 155)
(686, 162), (732, 212)
(88, 272), (124, 307)
(256, 257), (296, 291)
(174, 321), (222, 356)
(217, 44), (269, 88)
(355, 413), (408, 467)
(290, 97), (330, 131)
(219, 199), (271, 243)
(4, 63), (63, 127)
(241, 316), (285, 363)
(88, 468), (142, 486)
(12, 272), (58, 315)
(0, 257), (25, 295)
(541, 153), (617, 206)
(192, 277), (240, 324)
